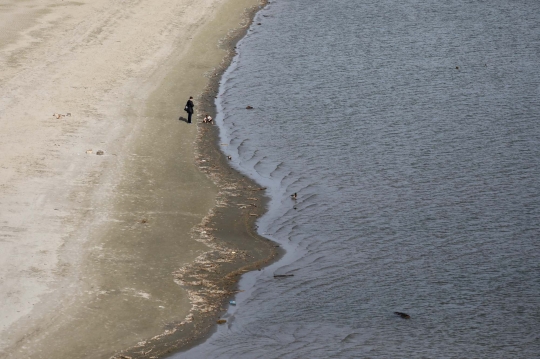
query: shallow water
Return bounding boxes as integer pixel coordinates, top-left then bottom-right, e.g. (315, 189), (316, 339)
(173, 0), (540, 357)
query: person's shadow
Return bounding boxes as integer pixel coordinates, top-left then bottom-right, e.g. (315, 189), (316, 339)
(178, 116), (189, 123)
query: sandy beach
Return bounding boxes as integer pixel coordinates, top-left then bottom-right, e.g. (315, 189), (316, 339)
(0, 0), (276, 358)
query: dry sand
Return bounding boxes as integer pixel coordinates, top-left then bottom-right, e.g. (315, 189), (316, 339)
(0, 0), (270, 358)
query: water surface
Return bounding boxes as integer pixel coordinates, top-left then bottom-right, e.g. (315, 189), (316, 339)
(175, 0), (540, 357)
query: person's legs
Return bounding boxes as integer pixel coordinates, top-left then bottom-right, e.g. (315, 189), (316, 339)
(188, 112), (192, 123)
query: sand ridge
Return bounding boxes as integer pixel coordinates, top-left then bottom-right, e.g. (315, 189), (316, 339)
(0, 0), (265, 357)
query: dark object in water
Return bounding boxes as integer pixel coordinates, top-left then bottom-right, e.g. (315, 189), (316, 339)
(246, 105), (254, 109)
(394, 311), (410, 319)
(217, 319), (227, 324)
(274, 274), (294, 278)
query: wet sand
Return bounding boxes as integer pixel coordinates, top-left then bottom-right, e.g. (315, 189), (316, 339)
(0, 0), (276, 358)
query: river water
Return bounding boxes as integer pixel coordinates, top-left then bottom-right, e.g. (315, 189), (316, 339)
(173, 0), (540, 357)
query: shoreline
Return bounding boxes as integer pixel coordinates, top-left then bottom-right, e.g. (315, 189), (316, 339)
(113, 2), (283, 357)
(0, 1), (279, 358)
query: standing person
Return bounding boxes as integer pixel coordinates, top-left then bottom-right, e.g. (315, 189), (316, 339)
(185, 96), (194, 123)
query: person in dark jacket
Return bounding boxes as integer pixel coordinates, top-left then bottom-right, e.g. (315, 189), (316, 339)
(185, 96), (194, 123)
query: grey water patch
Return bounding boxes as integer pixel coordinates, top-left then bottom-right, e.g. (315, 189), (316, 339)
(172, 0), (540, 358)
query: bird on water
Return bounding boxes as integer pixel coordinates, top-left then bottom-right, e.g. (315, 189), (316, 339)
(394, 312), (410, 319)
